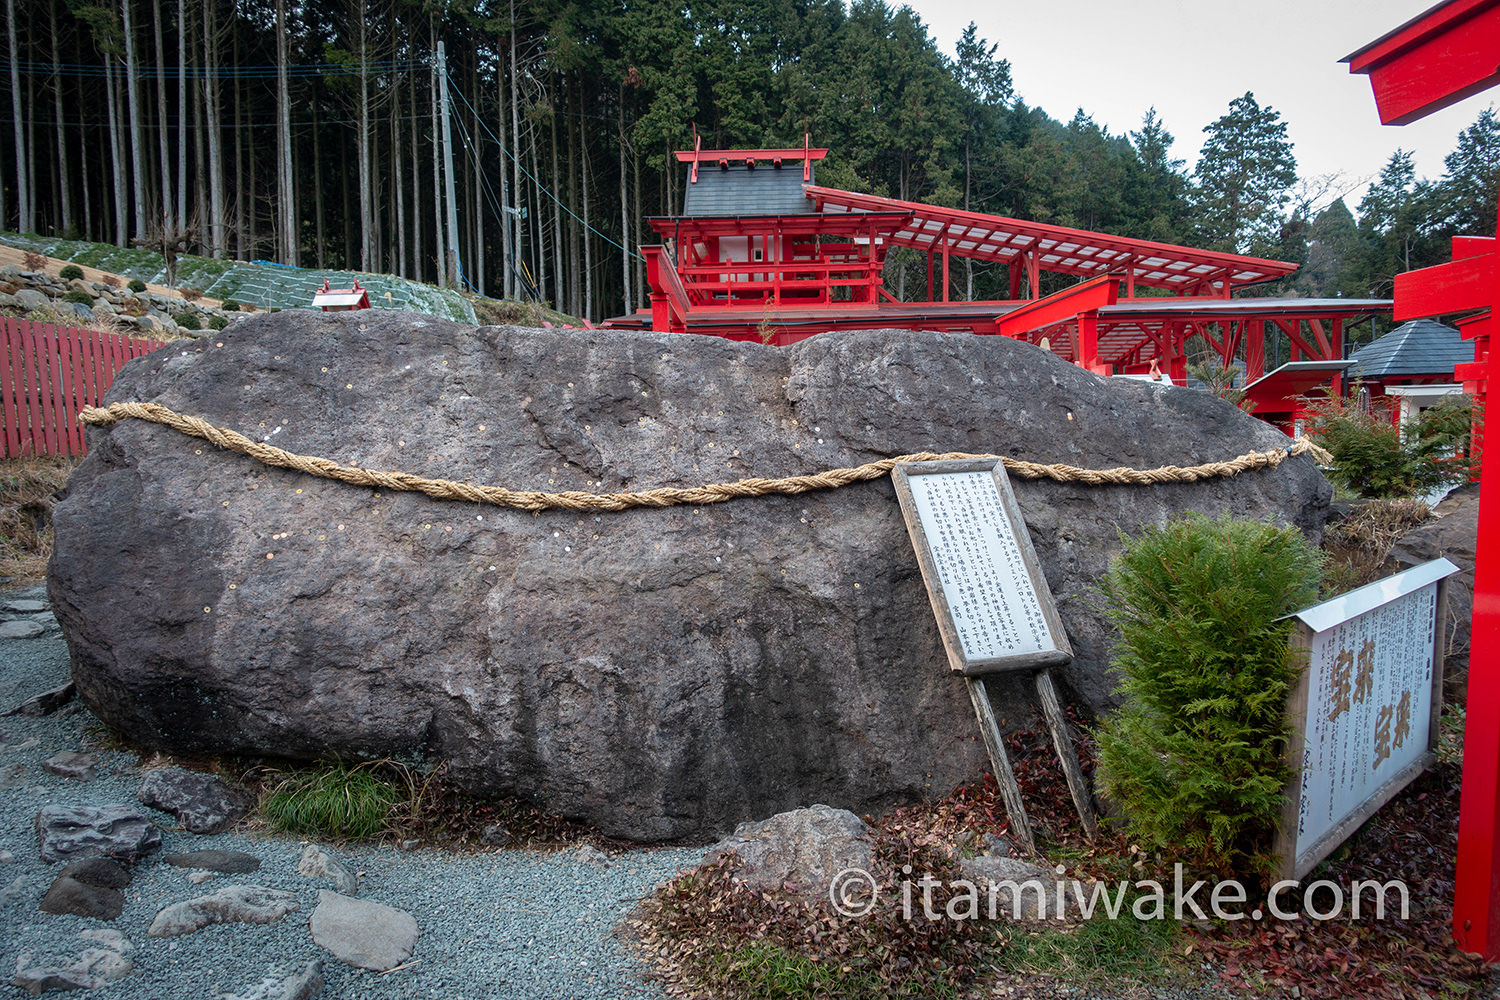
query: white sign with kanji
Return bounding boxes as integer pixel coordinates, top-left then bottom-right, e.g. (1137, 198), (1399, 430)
(1279, 557), (1459, 879)
(892, 459), (1071, 675)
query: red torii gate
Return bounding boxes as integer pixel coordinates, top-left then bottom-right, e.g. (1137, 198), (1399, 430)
(1345, 0), (1500, 959)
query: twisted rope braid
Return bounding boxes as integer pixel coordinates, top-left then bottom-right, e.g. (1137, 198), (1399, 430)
(79, 402), (1331, 513)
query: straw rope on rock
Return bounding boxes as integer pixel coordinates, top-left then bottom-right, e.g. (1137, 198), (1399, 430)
(78, 401), (1331, 512)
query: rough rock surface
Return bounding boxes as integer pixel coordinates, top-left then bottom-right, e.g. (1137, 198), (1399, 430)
(35, 805), (162, 864)
(162, 848), (261, 874)
(1388, 484), (1479, 681)
(39, 858), (131, 919)
(295, 845), (357, 895)
(49, 314), (1330, 840)
(712, 804), (873, 891)
(42, 751), (98, 781)
(309, 891), (418, 971)
(147, 884), (299, 937)
(137, 767), (250, 834)
(12, 929), (133, 995)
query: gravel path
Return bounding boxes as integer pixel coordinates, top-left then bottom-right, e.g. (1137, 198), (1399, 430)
(0, 584), (705, 1000)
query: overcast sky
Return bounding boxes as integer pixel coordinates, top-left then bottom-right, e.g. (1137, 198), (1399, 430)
(907, 0), (1497, 214)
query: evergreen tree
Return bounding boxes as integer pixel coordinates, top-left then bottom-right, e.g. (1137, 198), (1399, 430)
(1123, 107), (1188, 243)
(1190, 92), (1298, 259)
(1432, 106), (1500, 236)
(1293, 198), (1362, 298)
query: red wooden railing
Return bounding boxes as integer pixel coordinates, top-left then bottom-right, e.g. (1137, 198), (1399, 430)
(1, 318), (165, 458)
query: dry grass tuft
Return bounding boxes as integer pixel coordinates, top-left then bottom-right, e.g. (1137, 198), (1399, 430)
(1322, 497), (1432, 595)
(0, 456), (74, 583)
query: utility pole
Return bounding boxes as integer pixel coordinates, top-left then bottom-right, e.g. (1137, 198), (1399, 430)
(437, 40), (460, 290)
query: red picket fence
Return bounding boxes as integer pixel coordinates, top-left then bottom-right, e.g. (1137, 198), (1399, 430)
(1, 317), (165, 458)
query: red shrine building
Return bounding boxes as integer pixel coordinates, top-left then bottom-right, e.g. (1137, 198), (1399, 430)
(605, 136), (1400, 430)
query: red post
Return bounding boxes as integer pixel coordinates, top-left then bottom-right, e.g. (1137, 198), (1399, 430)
(1452, 185), (1500, 959)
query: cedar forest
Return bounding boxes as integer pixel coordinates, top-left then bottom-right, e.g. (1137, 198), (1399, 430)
(2, 0), (1498, 323)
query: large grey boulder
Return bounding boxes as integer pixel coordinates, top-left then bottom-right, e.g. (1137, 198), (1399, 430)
(48, 313), (1329, 841)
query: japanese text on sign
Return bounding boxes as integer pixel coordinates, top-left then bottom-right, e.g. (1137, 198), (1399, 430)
(906, 470), (1056, 661)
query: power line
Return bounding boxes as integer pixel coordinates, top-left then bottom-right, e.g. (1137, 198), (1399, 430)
(446, 72), (642, 262)
(0, 58), (427, 80)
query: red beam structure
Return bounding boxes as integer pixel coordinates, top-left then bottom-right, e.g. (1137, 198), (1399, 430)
(1348, 0), (1500, 961)
(1343, 0), (1500, 125)
(611, 139), (1388, 430)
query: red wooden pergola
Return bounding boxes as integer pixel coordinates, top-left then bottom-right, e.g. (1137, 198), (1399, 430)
(613, 155), (1388, 427)
(1345, 0), (1500, 960)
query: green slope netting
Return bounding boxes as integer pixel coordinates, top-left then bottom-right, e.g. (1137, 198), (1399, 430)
(2, 234), (477, 324)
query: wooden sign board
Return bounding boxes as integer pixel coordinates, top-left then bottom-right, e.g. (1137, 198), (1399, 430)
(1275, 557), (1460, 881)
(892, 458), (1072, 675)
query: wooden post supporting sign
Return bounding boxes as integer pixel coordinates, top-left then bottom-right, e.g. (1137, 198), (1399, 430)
(893, 458), (1098, 855)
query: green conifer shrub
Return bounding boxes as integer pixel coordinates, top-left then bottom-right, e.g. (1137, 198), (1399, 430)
(128, 279), (147, 293)
(1094, 514), (1324, 876)
(62, 290), (93, 305)
(209, 315), (229, 331)
(177, 312), (201, 331)
(220, 299), (240, 311)
(1306, 394), (1473, 498)
(58, 264), (85, 281)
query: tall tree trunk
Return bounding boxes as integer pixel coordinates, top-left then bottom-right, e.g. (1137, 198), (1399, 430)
(581, 113), (592, 320)
(152, 0), (171, 232)
(176, 0), (187, 232)
(567, 78), (580, 317)
(509, 3), (523, 299)
(550, 105), (562, 310)
(430, 30), (444, 289)
(7, 0), (31, 232)
(50, 0), (73, 235)
(618, 88), (631, 317)
(394, 70), (405, 279)
(408, 66), (420, 281)
(274, 0), (296, 265)
(495, 42), (512, 299)
(192, 46), (206, 253)
(122, 0), (148, 240)
(312, 93), (325, 268)
(104, 56), (127, 245)
(633, 147), (643, 308)
(204, 0), (225, 256)
(356, 0), (371, 270)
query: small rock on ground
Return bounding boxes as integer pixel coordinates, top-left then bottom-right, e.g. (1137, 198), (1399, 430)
(0, 620), (44, 640)
(137, 768), (250, 834)
(221, 960), (325, 1000)
(309, 890), (418, 972)
(161, 849), (261, 874)
(711, 803), (873, 892)
(43, 751), (99, 781)
(35, 804), (162, 864)
(39, 858), (132, 920)
(296, 845), (356, 895)
(147, 884), (299, 938)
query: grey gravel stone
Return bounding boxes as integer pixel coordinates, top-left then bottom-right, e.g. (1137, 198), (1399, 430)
(147, 884), (299, 937)
(0, 620), (45, 640)
(3, 600), (49, 613)
(712, 804), (873, 891)
(5, 682), (75, 717)
(161, 849), (261, 874)
(295, 845), (356, 895)
(137, 768), (249, 834)
(222, 960), (325, 1000)
(43, 752), (99, 781)
(309, 890), (417, 972)
(34, 804), (163, 864)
